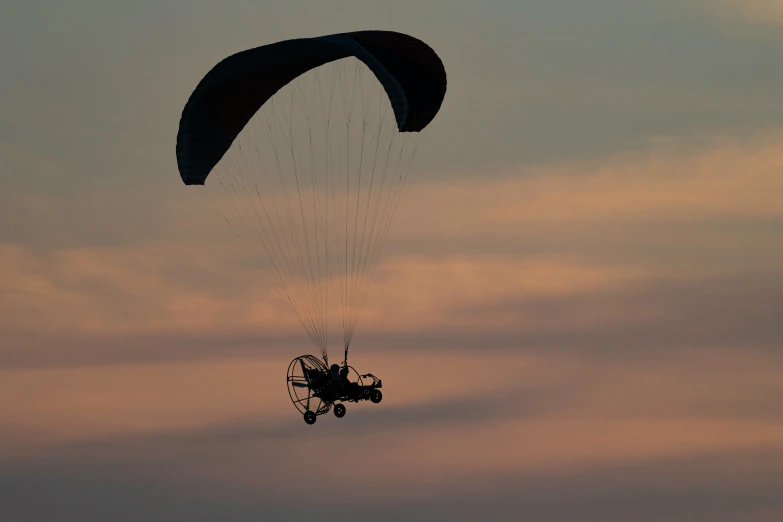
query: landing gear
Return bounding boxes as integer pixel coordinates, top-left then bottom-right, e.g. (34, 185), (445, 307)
(370, 389), (383, 404)
(304, 411), (317, 425)
(333, 403), (346, 418)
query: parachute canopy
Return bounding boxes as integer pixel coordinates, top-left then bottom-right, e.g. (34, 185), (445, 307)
(177, 30), (447, 186)
(175, 31), (446, 362)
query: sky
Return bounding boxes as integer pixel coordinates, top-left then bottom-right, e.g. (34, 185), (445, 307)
(2, 1), (783, 520)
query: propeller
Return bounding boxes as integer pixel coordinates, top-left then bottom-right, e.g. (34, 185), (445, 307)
(300, 358), (311, 411)
(300, 359), (311, 382)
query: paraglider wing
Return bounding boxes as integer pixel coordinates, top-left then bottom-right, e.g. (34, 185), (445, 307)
(176, 31), (446, 362)
(176, 30), (447, 186)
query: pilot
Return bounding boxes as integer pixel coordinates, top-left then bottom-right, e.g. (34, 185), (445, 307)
(339, 365), (359, 398)
(330, 364), (342, 398)
(330, 364), (341, 381)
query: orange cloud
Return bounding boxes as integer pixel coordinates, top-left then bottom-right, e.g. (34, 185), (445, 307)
(5, 347), (782, 488)
(706, 0), (783, 26)
(0, 241), (659, 339)
(0, 349), (564, 457)
(3, 131), (782, 343)
(0, 355), (292, 457)
(399, 131), (783, 234)
(0, 241), (294, 336)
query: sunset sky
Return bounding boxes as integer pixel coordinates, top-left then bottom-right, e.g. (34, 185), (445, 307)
(3, 1), (783, 521)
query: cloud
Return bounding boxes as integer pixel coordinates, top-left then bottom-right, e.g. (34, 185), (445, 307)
(4, 449), (783, 521)
(4, 339), (781, 463)
(2, 131), (783, 369)
(0, 348), (573, 455)
(706, 0), (783, 27)
(3, 362), (783, 521)
(400, 131), (783, 232)
(3, 134), (782, 518)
